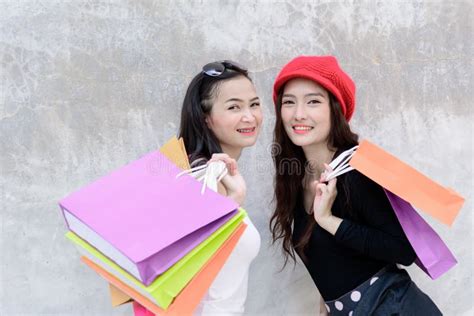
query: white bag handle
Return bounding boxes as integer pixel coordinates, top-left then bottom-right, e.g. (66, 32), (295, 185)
(325, 145), (359, 181)
(176, 161), (227, 194)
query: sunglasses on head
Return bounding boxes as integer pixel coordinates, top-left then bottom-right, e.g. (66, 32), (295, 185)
(202, 60), (247, 77)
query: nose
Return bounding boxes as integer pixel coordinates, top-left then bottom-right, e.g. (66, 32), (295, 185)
(294, 103), (307, 121)
(241, 108), (256, 123)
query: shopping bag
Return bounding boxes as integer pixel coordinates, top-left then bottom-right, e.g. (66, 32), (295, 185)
(82, 222), (247, 315)
(59, 149), (238, 286)
(384, 189), (457, 279)
(324, 142), (462, 278)
(109, 283), (132, 306)
(328, 140), (464, 226)
(67, 209), (246, 309)
(133, 301), (154, 316)
(159, 136), (190, 170)
(107, 136), (191, 303)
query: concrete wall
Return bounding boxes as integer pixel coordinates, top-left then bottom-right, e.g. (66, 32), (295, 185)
(1, 0), (472, 315)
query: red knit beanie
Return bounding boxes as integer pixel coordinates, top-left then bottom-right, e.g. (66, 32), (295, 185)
(273, 56), (356, 121)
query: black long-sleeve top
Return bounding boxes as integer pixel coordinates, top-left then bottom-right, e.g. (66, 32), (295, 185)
(292, 169), (416, 301)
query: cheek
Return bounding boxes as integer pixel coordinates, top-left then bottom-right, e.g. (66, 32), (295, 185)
(209, 113), (231, 129)
(280, 109), (293, 126)
(309, 107), (329, 123)
(254, 109), (263, 125)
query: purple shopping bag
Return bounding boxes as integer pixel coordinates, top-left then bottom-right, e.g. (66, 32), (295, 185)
(384, 189), (457, 279)
(59, 150), (238, 286)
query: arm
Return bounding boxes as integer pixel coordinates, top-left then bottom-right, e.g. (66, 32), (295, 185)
(332, 171), (416, 265)
(313, 169), (416, 265)
(217, 181), (245, 205)
(319, 298), (328, 316)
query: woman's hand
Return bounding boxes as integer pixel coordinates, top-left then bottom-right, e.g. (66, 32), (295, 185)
(209, 153), (246, 205)
(312, 163), (343, 235)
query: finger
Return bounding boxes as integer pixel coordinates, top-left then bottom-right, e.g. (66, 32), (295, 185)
(319, 173), (326, 183)
(323, 163), (334, 172)
(320, 163), (333, 182)
(327, 177), (337, 191)
(209, 153), (230, 162)
(211, 153), (230, 160)
(225, 161), (235, 176)
(230, 159), (239, 175)
(209, 154), (232, 165)
(316, 183), (328, 195)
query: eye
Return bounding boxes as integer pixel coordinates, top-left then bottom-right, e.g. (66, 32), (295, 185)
(282, 99), (295, 106)
(250, 102), (260, 107)
(228, 105), (240, 110)
(308, 99), (321, 105)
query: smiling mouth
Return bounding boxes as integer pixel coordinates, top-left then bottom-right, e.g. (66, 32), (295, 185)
(292, 126), (314, 131)
(237, 127), (256, 133)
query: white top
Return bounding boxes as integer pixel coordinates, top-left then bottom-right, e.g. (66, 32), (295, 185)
(194, 216), (261, 315)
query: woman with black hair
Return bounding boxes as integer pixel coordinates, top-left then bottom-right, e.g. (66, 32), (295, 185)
(270, 56), (441, 315)
(179, 60), (262, 315)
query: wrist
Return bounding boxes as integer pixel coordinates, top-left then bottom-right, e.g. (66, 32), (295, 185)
(229, 189), (246, 205)
(317, 215), (342, 235)
(314, 211), (332, 225)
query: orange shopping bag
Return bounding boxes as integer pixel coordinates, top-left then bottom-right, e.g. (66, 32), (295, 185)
(348, 140), (464, 226)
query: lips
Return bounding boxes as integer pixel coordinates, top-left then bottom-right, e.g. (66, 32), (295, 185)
(237, 127), (256, 133)
(237, 127), (257, 135)
(292, 125), (313, 134)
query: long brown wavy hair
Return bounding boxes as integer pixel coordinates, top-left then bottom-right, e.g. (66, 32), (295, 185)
(269, 86), (359, 267)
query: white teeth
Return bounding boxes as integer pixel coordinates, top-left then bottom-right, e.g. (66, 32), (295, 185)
(237, 128), (255, 133)
(293, 126), (313, 131)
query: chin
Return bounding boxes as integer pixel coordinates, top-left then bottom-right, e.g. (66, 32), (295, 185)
(241, 139), (258, 148)
(287, 135), (317, 147)
(291, 140), (310, 147)
(237, 137), (258, 148)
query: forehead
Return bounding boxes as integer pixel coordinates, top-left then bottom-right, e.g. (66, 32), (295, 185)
(283, 78), (328, 96)
(214, 76), (256, 101)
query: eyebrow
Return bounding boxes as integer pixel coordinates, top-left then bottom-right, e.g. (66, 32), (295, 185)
(225, 97), (260, 103)
(282, 92), (326, 98)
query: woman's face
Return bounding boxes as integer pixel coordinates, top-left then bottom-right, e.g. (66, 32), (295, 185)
(206, 76), (263, 155)
(280, 78), (331, 148)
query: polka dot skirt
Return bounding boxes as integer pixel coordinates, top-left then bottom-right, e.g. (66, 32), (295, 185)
(324, 265), (391, 316)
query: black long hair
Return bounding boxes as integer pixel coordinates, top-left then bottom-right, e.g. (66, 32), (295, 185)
(178, 62), (251, 164)
(270, 87), (359, 266)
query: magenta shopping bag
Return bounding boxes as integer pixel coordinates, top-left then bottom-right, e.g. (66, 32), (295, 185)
(384, 189), (457, 279)
(133, 301), (155, 316)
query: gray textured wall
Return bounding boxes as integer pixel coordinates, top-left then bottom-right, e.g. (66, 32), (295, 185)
(1, 0), (472, 315)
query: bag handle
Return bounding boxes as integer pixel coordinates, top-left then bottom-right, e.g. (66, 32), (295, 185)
(325, 145), (359, 181)
(176, 161), (228, 194)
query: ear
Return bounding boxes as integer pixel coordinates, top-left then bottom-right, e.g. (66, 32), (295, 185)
(205, 116), (212, 129)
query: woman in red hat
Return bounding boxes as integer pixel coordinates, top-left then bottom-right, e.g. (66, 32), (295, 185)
(270, 56), (441, 315)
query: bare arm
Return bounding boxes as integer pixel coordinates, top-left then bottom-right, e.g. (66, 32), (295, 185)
(319, 298), (328, 316)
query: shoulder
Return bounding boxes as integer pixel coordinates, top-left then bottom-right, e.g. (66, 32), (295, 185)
(341, 169), (379, 191)
(340, 170), (390, 208)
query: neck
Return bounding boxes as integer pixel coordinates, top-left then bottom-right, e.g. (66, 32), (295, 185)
(302, 141), (336, 177)
(220, 144), (242, 161)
